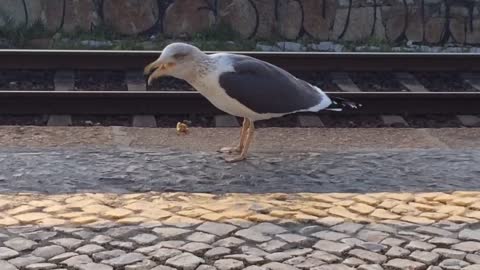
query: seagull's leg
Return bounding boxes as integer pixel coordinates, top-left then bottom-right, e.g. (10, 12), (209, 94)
(219, 118), (249, 154)
(224, 120), (254, 163)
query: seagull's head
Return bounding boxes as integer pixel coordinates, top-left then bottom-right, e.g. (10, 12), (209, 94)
(144, 42), (204, 85)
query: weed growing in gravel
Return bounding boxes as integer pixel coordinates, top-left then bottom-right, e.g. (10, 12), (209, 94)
(342, 37), (395, 52)
(0, 14), (50, 48)
(189, 23), (256, 51)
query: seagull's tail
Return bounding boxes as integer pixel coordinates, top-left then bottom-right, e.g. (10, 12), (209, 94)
(325, 97), (362, 112)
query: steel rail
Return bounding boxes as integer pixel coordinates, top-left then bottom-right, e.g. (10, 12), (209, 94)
(0, 50), (479, 71)
(0, 91), (477, 115)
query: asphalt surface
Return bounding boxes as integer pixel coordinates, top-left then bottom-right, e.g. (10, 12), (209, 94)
(0, 147), (478, 194)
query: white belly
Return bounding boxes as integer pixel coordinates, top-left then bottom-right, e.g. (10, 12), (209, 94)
(191, 79), (283, 121)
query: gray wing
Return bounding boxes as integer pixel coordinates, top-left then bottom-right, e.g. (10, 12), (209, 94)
(218, 55), (323, 114)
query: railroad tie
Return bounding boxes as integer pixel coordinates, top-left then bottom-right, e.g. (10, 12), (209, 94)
(333, 72), (408, 127)
(331, 72), (362, 92)
(297, 114), (325, 127)
(395, 72), (429, 92)
(451, 73), (480, 127)
(461, 73), (480, 91)
(48, 70), (74, 126)
(457, 74), (480, 127)
(296, 73), (363, 128)
(381, 115), (409, 127)
(126, 70), (157, 128)
(214, 114), (240, 127)
(457, 115), (480, 127)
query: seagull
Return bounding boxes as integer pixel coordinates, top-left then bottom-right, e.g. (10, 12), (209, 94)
(144, 43), (360, 162)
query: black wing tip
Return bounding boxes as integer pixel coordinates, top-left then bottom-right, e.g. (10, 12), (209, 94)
(327, 97), (362, 111)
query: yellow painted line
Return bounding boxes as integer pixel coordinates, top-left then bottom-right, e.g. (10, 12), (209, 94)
(0, 192), (479, 227)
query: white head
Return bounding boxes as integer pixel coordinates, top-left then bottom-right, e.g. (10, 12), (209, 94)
(144, 43), (206, 85)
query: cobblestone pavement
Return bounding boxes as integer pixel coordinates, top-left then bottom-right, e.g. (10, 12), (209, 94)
(0, 192), (476, 268)
(0, 147), (479, 194)
(0, 128), (478, 269)
(0, 203), (480, 269)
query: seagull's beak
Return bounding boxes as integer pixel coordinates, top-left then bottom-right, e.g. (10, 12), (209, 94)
(144, 60), (169, 86)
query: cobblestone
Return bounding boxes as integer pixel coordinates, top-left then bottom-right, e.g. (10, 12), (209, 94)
(25, 263), (57, 270)
(309, 251), (341, 263)
(0, 144), (477, 270)
(314, 240), (352, 255)
(50, 238), (84, 250)
(109, 240), (134, 249)
(265, 251), (296, 262)
(432, 248), (466, 260)
(92, 250), (125, 261)
(356, 230), (389, 243)
(0, 190), (479, 227)
(258, 239), (287, 252)
(381, 238), (406, 247)
(197, 222), (237, 237)
(153, 228), (191, 239)
(180, 242), (211, 254)
(357, 242), (387, 252)
(357, 264), (383, 270)
(4, 237), (37, 251)
(348, 249), (387, 264)
(428, 237), (460, 246)
(205, 247), (230, 258)
(78, 263), (113, 270)
(32, 245), (65, 259)
(384, 258), (425, 270)
(467, 254), (480, 264)
(277, 233), (309, 244)
(343, 257), (365, 266)
(124, 259), (156, 270)
(61, 255), (92, 267)
(9, 255), (45, 268)
(150, 248), (182, 261)
(48, 252), (78, 262)
(102, 253), (145, 266)
(130, 233), (158, 245)
(313, 231), (350, 241)
(213, 259), (244, 270)
(151, 266), (176, 270)
(438, 258), (470, 269)
(186, 232), (216, 244)
(263, 262), (300, 270)
(165, 252), (205, 269)
(405, 240), (436, 251)
(460, 229), (480, 241)
(213, 237), (245, 248)
(0, 219), (477, 269)
(196, 265), (216, 270)
(75, 244), (104, 255)
(314, 264), (353, 270)
(332, 223), (364, 234)
(0, 247), (19, 260)
(225, 254), (264, 264)
(288, 256), (325, 268)
(452, 241), (480, 252)
(385, 246), (410, 257)
(409, 250), (440, 264)
(235, 229), (271, 243)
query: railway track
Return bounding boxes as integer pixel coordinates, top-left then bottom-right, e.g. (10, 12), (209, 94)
(0, 50), (479, 128)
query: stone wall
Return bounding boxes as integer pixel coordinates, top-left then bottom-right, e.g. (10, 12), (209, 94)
(1, 0), (480, 45)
